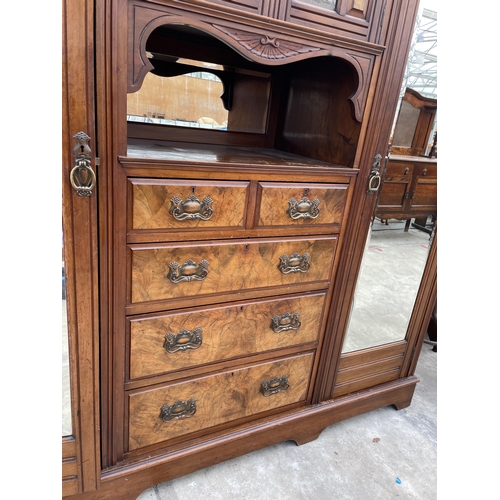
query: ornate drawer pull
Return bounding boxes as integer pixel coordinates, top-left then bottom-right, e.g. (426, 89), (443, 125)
(164, 328), (203, 353)
(159, 399), (197, 422)
(422, 168), (428, 176)
(169, 195), (214, 221)
(286, 197), (320, 220)
(278, 252), (310, 274)
(167, 259), (209, 283)
(271, 312), (301, 333)
(261, 375), (290, 397)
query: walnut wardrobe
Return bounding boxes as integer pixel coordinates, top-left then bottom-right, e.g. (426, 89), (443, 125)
(62, 1), (437, 498)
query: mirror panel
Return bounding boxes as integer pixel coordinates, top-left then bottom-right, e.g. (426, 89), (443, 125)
(62, 234), (72, 436)
(342, 217), (434, 353)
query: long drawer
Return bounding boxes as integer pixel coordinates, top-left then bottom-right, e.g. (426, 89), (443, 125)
(129, 292), (326, 380)
(127, 351), (315, 450)
(129, 236), (337, 304)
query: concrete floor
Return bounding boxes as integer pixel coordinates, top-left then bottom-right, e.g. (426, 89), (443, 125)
(135, 343), (437, 500)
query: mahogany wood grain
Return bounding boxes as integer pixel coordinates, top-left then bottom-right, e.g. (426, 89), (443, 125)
(128, 352), (315, 450)
(129, 293), (325, 379)
(256, 182), (349, 228)
(129, 178), (249, 230)
(129, 236), (337, 303)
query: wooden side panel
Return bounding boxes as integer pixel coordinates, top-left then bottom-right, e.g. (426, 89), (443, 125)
(62, 438), (78, 496)
(376, 178), (411, 210)
(411, 178), (437, 211)
(130, 236), (337, 303)
(129, 292), (325, 379)
(332, 342), (406, 397)
(128, 352), (315, 450)
(256, 182), (349, 229)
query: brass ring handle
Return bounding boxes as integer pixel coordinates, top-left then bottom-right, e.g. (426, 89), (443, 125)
(164, 328), (203, 353)
(71, 131), (96, 197)
(367, 173), (381, 192)
(169, 195), (214, 221)
(159, 399), (197, 422)
(367, 153), (382, 194)
(286, 197), (320, 220)
(70, 161), (96, 196)
(260, 375), (289, 397)
(167, 259), (209, 283)
(278, 253), (310, 274)
(271, 312), (301, 333)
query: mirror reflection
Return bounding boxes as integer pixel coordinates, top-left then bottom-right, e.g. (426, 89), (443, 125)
(62, 238), (72, 436)
(127, 56), (272, 134)
(342, 217), (433, 353)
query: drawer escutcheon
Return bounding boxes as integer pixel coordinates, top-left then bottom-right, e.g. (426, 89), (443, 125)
(167, 259), (209, 283)
(163, 328), (203, 353)
(286, 197), (320, 220)
(159, 399), (197, 422)
(261, 375), (290, 397)
(271, 312), (301, 333)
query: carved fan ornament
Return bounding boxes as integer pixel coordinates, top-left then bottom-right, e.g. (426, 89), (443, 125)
(213, 25), (321, 61)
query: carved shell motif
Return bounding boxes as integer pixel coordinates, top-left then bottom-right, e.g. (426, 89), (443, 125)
(213, 25), (321, 60)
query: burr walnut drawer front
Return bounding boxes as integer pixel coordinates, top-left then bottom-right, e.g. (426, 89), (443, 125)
(130, 236), (337, 304)
(128, 351), (315, 451)
(256, 182), (349, 229)
(129, 292), (326, 380)
(128, 178), (249, 231)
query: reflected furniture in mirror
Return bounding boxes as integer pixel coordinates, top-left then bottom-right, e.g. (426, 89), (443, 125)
(374, 155), (437, 232)
(62, 1), (436, 499)
(390, 87), (437, 157)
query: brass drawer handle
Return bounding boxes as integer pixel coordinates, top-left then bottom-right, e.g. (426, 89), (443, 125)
(167, 259), (209, 283)
(278, 252), (310, 274)
(164, 328), (203, 353)
(271, 312), (301, 333)
(261, 375), (290, 397)
(159, 399), (197, 422)
(169, 195), (214, 221)
(286, 197), (320, 220)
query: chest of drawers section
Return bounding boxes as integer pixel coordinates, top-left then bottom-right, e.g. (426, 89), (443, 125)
(122, 160), (356, 458)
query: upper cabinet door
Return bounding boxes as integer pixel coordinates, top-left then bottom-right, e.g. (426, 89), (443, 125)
(196, 0), (387, 43)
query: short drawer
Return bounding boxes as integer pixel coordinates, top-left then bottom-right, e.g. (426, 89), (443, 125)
(416, 164), (437, 178)
(385, 162), (414, 177)
(129, 292), (326, 379)
(130, 236), (337, 304)
(128, 178), (249, 231)
(256, 182), (349, 228)
(128, 351), (315, 450)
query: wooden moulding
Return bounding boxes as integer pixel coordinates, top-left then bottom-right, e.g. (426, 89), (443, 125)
(126, 0), (382, 122)
(65, 375), (418, 500)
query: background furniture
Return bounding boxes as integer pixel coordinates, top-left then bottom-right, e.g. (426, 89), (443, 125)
(375, 154), (437, 231)
(62, 1), (436, 499)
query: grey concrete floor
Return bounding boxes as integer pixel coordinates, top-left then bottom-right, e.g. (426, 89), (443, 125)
(135, 343), (437, 500)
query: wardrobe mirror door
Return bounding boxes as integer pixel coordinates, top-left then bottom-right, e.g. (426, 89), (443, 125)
(62, 232), (72, 436)
(341, 216), (435, 353)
